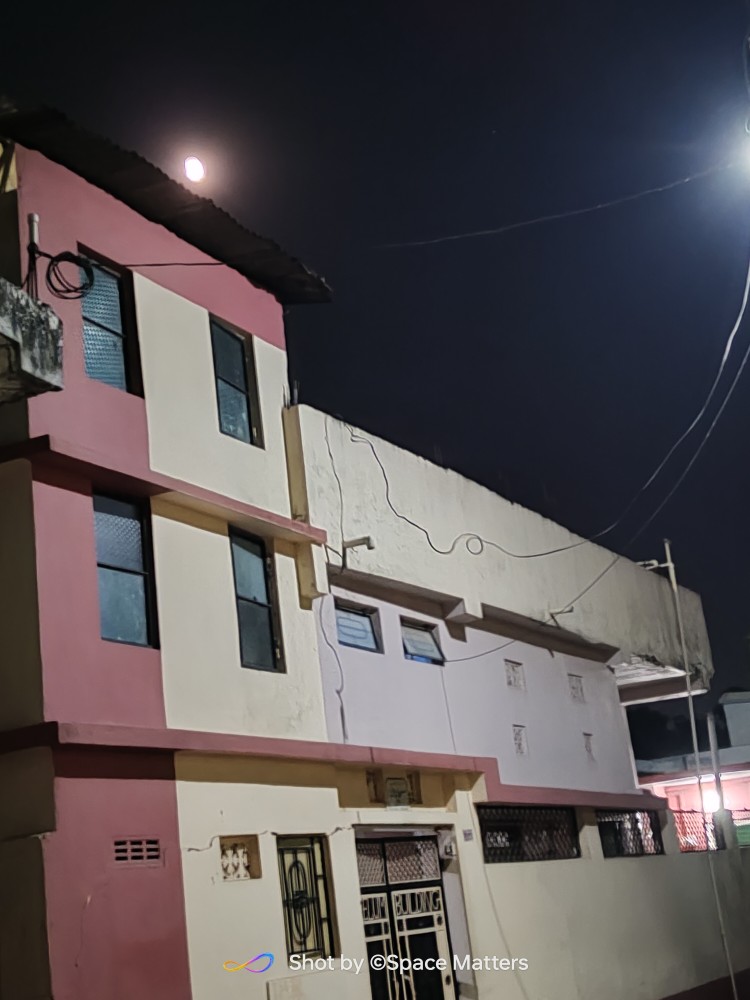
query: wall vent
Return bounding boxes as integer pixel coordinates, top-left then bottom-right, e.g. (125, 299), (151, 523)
(113, 838), (161, 865)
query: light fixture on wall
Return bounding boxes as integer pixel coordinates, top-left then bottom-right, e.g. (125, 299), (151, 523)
(341, 536), (375, 569)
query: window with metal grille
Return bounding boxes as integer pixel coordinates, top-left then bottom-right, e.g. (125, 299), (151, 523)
(674, 810), (719, 852)
(113, 838), (161, 865)
(401, 620), (444, 664)
(220, 835), (262, 880)
(596, 810), (664, 858)
(505, 659), (526, 691)
(210, 319), (263, 445)
(477, 805), (581, 863)
(94, 495), (158, 646)
(568, 673), (585, 703)
(277, 836), (336, 959)
(80, 256), (140, 393)
(229, 530), (282, 671)
(335, 602), (381, 652)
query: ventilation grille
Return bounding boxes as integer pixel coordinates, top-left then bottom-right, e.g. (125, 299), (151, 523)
(114, 838), (161, 865)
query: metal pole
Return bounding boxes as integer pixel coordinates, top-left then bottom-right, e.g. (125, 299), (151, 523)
(664, 540), (738, 1000)
(707, 712), (725, 812)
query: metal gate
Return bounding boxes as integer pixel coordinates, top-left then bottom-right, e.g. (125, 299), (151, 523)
(357, 837), (456, 1000)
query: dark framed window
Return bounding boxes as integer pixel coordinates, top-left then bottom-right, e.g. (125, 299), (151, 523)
(80, 254), (141, 393)
(401, 620), (444, 664)
(229, 530), (283, 671)
(277, 836), (336, 959)
(596, 810), (664, 858)
(210, 319), (263, 445)
(477, 805), (581, 863)
(93, 495), (158, 647)
(334, 601), (381, 652)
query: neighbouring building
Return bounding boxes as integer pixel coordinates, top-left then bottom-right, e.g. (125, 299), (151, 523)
(639, 693), (750, 849)
(0, 100), (749, 1000)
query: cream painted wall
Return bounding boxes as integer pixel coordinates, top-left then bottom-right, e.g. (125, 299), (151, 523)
(0, 837), (50, 1000)
(154, 506), (327, 739)
(292, 407), (712, 679)
(0, 459), (42, 730)
(175, 767), (750, 1000)
(320, 587), (638, 793)
(135, 274), (293, 516)
(175, 766), (372, 1000)
(0, 748), (54, 839)
(450, 790), (750, 1000)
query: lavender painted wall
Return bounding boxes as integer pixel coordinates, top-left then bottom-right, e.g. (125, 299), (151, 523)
(319, 585), (639, 793)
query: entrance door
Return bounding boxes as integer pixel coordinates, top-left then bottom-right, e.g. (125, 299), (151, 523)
(357, 837), (456, 1000)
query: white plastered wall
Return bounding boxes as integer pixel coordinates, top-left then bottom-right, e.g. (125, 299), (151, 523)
(135, 273), (292, 516)
(292, 407), (712, 677)
(153, 507), (327, 740)
(320, 587), (638, 792)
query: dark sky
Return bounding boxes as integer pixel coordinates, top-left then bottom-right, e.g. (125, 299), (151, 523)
(3, 1), (750, 738)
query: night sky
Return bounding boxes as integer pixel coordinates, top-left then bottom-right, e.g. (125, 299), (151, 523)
(3, 1), (750, 747)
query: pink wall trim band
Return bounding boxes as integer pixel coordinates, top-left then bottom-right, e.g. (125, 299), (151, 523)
(1, 721), (665, 811)
(0, 435), (326, 545)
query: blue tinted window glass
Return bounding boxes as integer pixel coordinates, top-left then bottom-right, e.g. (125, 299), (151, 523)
(237, 599), (275, 670)
(83, 321), (126, 390)
(97, 567), (147, 645)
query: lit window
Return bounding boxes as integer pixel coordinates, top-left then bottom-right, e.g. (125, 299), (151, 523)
(513, 724), (528, 756)
(505, 659), (526, 691)
(401, 621), (443, 664)
(277, 836), (336, 959)
(94, 495), (157, 646)
(568, 673), (585, 703)
(230, 531), (282, 671)
(81, 257), (140, 392)
(210, 320), (262, 445)
(335, 602), (380, 652)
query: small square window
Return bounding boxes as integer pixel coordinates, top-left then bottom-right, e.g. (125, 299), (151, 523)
(568, 674), (585, 703)
(583, 732), (594, 759)
(210, 320), (263, 446)
(513, 725), (528, 756)
(401, 621), (444, 664)
(505, 659), (526, 691)
(335, 602), (381, 652)
(220, 835), (261, 881)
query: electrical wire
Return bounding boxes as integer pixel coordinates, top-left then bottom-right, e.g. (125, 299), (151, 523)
(316, 595), (349, 743)
(23, 246), (94, 300)
(345, 215), (750, 561)
(376, 163), (728, 249)
(625, 329), (750, 546)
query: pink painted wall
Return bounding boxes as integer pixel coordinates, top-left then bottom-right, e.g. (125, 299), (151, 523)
(14, 147), (285, 467)
(653, 776), (750, 812)
(44, 764), (191, 1000)
(33, 472), (165, 728)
